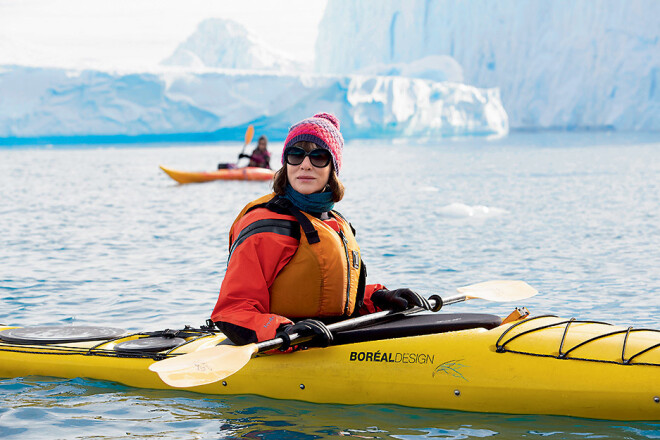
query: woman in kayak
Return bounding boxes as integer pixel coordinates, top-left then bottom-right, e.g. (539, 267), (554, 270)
(246, 135), (271, 169)
(211, 113), (430, 348)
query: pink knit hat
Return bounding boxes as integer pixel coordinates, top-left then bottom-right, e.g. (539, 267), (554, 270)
(282, 113), (344, 174)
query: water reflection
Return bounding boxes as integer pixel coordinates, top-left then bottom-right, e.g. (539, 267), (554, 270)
(1, 377), (658, 439)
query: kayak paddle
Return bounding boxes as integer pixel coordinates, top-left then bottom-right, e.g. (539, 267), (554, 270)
(149, 279), (537, 388)
(237, 125), (255, 163)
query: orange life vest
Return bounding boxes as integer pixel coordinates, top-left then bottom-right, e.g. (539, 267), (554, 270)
(228, 193), (364, 318)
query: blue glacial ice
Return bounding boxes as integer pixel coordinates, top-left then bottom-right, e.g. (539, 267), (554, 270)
(315, 0), (660, 131)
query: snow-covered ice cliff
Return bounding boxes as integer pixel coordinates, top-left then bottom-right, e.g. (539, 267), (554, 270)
(0, 65), (507, 142)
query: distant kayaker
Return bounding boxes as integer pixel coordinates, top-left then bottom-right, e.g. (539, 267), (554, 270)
(211, 112), (430, 349)
(242, 135), (271, 169)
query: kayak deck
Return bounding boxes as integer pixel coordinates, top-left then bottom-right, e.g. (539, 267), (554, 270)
(1, 313), (659, 421)
(159, 165), (275, 184)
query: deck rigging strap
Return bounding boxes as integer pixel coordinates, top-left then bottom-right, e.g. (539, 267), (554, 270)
(496, 314), (660, 367)
(0, 326), (218, 360)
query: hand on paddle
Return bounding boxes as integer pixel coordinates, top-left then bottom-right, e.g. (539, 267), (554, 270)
(372, 288), (432, 312)
(276, 319), (333, 350)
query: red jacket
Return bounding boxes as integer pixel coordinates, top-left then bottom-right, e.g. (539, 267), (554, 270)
(211, 207), (383, 344)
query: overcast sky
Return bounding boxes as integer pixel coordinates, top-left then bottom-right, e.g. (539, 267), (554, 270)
(0, 0), (328, 69)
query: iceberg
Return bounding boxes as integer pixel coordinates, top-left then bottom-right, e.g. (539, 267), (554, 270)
(315, 0), (660, 131)
(161, 18), (306, 73)
(0, 65), (507, 143)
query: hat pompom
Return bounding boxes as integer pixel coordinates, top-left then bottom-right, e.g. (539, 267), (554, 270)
(314, 113), (340, 131)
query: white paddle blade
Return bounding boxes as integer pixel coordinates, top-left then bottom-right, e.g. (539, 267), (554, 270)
(149, 344), (258, 388)
(456, 280), (537, 302)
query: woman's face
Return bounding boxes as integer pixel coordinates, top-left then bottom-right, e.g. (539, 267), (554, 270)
(257, 139), (267, 151)
(286, 144), (332, 195)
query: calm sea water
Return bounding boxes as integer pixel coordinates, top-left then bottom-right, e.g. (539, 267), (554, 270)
(1, 132), (659, 438)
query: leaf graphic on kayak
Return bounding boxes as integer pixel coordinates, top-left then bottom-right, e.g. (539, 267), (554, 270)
(432, 359), (468, 381)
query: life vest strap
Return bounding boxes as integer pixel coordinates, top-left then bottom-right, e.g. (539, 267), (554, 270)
(353, 259), (367, 315)
(228, 218), (301, 263)
(243, 196), (354, 246)
(332, 210), (357, 236)
(265, 197), (321, 244)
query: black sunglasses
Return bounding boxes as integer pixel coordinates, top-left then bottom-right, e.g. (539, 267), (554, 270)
(284, 147), (332, 168)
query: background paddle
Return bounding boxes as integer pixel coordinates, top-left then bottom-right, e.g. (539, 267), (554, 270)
(150, 280), (537, 388)
(237, 125), (255, 164)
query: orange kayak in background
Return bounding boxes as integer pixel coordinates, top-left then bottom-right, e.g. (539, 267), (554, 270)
(159, 165), (275, 184)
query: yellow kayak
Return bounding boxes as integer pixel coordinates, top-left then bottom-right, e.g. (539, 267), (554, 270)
(160, 165), (275, 184)
(1, 312), (659, 421)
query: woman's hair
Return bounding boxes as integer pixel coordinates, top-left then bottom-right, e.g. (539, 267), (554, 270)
(272, 141), (345, 202)
(258, 135), (268, 144)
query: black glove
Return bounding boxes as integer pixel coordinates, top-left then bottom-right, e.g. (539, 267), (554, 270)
(275, 319), (333, 350)
(371, 288), (432, 312)
(238, 153), (252, 159)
